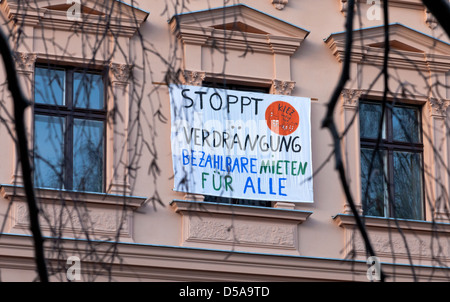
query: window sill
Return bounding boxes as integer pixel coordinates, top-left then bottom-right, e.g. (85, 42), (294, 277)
(0, 184), (147, 242)
(171, 199), (312, 255)
(0, 184), (146, 209)
(333, 214), (450, 265)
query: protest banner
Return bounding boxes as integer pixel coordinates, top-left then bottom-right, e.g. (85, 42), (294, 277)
(169, 84), (313, 203)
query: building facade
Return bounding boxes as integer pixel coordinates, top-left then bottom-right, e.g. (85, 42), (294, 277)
(0, 0), (449, 282)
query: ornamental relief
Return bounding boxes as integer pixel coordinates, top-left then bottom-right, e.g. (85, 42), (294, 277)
(181, 70), (206, 86)
(271, 79), (296, 95)
(345, 229), (449, 263)
(186, 215), (296, 248)
(341, 89), (364, 108)
(10, 201), (132, 240)
(13, 52), (37, 73)
(109, 62), (133, 83)
(428, 98), (450, 118)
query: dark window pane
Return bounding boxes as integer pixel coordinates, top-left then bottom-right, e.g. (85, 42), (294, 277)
(361, 148), (386, 217)
(73, 119), (104, 192)
(35, 67), (65, 105)
(202, 81), (270, 93)
(392, 106), (420, 143)
(393, 151), (423, 220)
(359, 102), (384, 139)
(73, 72), (104, 109)
(203, 195), (271, 207)
(34, 115), (65, 189)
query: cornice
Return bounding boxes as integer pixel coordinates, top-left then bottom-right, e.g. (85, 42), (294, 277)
(169, 4), (309, 38)
(325, 24), (450, 72)
(2, 0), (148, 38)
(333, 213), (450, 235)
(171, 199), (312, 223)
(170, 4), (308, 56)
(0, 233), (449, 281)
(175, 25), (304, 56)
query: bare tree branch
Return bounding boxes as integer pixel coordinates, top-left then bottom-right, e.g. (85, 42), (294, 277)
(0, 24), (48, 282)
(321, 0), (386, 281)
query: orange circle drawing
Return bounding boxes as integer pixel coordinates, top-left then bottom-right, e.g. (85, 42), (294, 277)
(265, 101), (299, 136)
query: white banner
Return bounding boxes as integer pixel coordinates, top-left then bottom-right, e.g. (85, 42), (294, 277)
(169, 84), (313, 203)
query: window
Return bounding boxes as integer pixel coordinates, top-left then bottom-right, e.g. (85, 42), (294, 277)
(359, 100), (424, 220)
(33, 65), (106, 193)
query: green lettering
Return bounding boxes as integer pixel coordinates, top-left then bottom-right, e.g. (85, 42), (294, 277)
(225, 175), (233, 191)
(202, 172), (209, 188)
(259, 160), (272, 174)
(298, 162), (308, 175)
(276, 161), (283, 175)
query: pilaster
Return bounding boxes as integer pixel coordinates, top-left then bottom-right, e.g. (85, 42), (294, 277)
(11, 52), (37, 186)
(341, 89), (364, 215)
(107, 62), (133, 195)
(428, 98), (450, 223)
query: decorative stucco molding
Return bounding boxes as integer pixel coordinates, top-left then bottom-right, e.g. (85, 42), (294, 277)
(13, 52), (37, 74)
(170, 4), (309, 90)
(272, 0), (288, 10)
(171, 200), (312, 255)
(187, 216), (296, 248)
(3, 232), (447, 281)
(325, 23), (450, 73)
(0, 185), (146, 242)
(3, 1), (148, 38)
(10, 201), (133, 240)
(109, 62), (133, 84)
(271, 79), (295, 95)
(341, 88), (364, 109)
(334, 214), (450, 265)
(428, 98), (450, 118)
(181, 70), (206, 86)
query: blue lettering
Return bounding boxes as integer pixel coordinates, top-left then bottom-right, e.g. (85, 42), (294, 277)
(269, 178), (276, 195)
(243, 177), (255, 194)
(214, 155), (220, 170)
(182, 149), (190, 165)
(191, 150), (197, 166)
(220, 156), (226, 172)
(241, 157), (249, 173)
(232, 158), (240, 173)
(279, 178), (287, 196)
(198, 151), (205, 167)
(204, 154), (212, 168)
(258, 178), (266, 195)
(250, 158), (257, 174)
